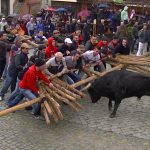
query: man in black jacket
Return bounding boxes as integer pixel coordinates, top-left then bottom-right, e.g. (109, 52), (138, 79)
(0, 32), (8, 80)
(113, 38), (130, 57)
(58, 38), (75, 56)
(85, 35), (97, 51)
(0, 43), (29, 101)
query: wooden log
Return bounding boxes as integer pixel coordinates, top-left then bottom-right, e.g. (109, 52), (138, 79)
(127, 66), (150, 75)
(46, 95), (64, 120)
(53, 78), (85, 98)
(71, 64), (124, 88)
(41, 103), (51, 125)
(44, 85), (80, 111)
(0, 97), (43, 117)
(19, 35), (39, 48)
(83, 68), (102, 77)
(46, 96), (62, 121)
(82, 68), (93, 77)
(52, 81), (81, 99)
(71, 100), (83, 110)
(46, 83), (77, 101)
(43, 100), (53, 116)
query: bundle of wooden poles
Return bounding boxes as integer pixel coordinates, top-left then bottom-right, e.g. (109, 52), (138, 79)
(105, 53), (150, 75)
(0, 77), (85, 125)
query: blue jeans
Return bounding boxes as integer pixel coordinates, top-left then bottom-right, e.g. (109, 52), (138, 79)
(7, 79), (25, 107)
(67, 72), (81, 90)
(67, 72), (81, 83)
(62, 74), (74, 85)
(20, 88), (40, 115)
(0, 74), (14, 97)
(7, 91), (24, 107)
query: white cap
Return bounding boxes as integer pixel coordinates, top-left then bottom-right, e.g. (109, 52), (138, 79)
(65, 38), (72, 44)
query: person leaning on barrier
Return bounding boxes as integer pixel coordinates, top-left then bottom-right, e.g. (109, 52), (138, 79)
(82, 46), (105, 73)
(45, 52), (67, 76)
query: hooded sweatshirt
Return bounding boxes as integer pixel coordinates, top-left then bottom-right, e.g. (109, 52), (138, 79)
(121, 6), (129, 21)
(19, 65), (51, 93)
(46, 37), (58, 59)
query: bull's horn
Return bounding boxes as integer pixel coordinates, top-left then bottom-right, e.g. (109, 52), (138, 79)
(81, 83), (91, 92)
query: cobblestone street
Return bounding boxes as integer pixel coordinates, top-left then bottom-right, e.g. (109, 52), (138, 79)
(0, 84), (150, 150)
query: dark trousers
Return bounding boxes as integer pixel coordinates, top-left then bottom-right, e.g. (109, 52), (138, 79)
(130, 39), (137, 53)
(0, 60), (6, 78)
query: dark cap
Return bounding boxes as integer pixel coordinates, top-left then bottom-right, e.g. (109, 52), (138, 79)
(35, 58), (46, 67)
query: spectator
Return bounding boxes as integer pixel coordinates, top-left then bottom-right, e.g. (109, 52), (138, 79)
(0, 18), (7, 32)
(70, 19), (76, 33)
(130, 21), (139, 53)
(53, 30), (64, 47)
(137, 25), (149, 56)
(108, 36), (119, 54)
(9, 36), (22, 65)
(72, 29), (83, 44)
(58, 38), (75, 56)
(82, 20), (91, 44)
(34, 45), (46, 60)
(46, 37), (58, 59)
(26, 18), (35, 37)
(85, 35), (97, 51)
(113, 38), (130, 57)
(99, 19), (107, 35)
(11, 23), (25, 36)
(0, 32), (8, 80)
(121, 6), (129, 24)
(130, 9), (136, 20)
(72, 35), (80, 50)
(116, 22), (128, 40)
(44, 20), (55, 37)
(34, 30), (47, 44)
(36, 19), (44, 33)
(0, 43), (30, 101)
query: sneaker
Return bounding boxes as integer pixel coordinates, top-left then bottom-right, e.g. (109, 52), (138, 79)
(0, 96), (3, 101)
(33, 115), (45, 121)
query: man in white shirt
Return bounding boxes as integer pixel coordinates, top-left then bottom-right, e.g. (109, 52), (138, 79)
(82, 46), (105, 72)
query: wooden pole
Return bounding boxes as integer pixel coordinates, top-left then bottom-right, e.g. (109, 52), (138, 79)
(0, 97), (43, 117)
(53, 78), (85, 98)
(71, 64), (124, 88)
(41, 103), (51, 125)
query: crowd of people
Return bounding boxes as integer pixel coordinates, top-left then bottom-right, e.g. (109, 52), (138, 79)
(0, 6), (150, 118)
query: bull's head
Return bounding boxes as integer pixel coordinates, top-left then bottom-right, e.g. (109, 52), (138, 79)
(88, 86), (101, 103)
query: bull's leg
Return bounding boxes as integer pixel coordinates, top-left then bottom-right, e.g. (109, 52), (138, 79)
(109, 101), (121, 118)
(108, 98), (112, 111)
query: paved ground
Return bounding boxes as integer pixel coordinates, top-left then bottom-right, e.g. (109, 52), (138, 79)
(0, 82), (150, 150)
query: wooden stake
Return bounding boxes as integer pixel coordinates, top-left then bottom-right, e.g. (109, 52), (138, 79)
(41, 103), (51, 125)
(71, 64), (124, 88)
(0, 97), (43, 117)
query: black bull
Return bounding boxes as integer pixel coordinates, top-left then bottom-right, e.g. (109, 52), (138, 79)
(88, 70), (150, 118)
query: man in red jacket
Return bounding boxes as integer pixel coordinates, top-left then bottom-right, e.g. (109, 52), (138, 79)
(19, 58), (52, 117)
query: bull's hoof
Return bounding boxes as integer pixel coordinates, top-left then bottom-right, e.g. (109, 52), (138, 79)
(109, 113), (116, 118)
